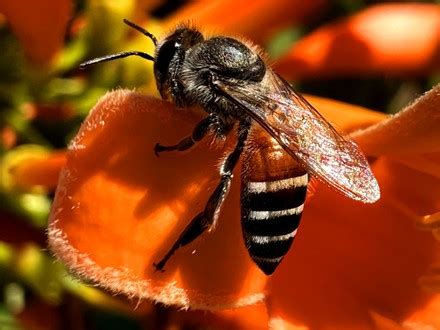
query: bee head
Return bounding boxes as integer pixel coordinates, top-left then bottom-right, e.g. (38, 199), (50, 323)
(154, 27), (204, 101)
(79, 20), (205, 105)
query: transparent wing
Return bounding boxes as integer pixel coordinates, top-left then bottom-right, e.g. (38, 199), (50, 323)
(215, 72), (380, 203)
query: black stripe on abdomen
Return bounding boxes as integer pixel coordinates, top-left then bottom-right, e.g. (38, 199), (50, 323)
(241, 174), (308, 275)
(246, 185), (307, 211)
(243, 206), (303, 236)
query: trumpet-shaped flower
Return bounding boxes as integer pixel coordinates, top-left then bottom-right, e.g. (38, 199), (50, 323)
(48, 83), (440, 328)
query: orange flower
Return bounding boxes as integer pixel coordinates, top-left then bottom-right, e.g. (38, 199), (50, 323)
(163, 0), (327, 43)
(274, 3), (440, 79)
(10, 151), (66, 190)
(48, 81), (440, 328)
(44, 3), (440, 325)
(0, 0), (72, 65)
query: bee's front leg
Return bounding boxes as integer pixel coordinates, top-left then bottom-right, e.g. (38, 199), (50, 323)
(154, 115), (215, 156)
(153, 119), (250, 272)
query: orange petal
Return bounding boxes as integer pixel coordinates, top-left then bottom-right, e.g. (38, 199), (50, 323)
(352, 84), (440, 157)
(369, 312), (406, 330)
(402, 295), (440, 330)
(174, 303), (268, 329)
(274, 3), (440, 79)
(12, 151), (66, 189)
(0, 0), (72, 65)
(163, 0), (327, 43)
(305, 94), (387, 133)
(418, 211), (440, 231)
(216, 303), (268, 330)
(1, 126), (17, 149)
(48, 90), (267, 310)
(267, 156), (440, 329)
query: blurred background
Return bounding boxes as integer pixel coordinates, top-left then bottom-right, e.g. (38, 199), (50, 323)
(0, 0), (438, 329)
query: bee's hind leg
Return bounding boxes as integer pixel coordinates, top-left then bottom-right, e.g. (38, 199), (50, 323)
(153, 119), (250, 272)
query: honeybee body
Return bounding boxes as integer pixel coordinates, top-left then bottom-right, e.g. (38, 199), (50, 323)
(81, 20), (379, 276)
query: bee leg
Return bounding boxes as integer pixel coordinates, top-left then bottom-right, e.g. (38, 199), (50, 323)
(154, 115), (214, 156)
(153, 120), (250, 272)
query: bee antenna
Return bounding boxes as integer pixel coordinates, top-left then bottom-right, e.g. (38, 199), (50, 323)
(123, 18), (158, 46)
(79, 19), (157, 69)
(79, 51), (154, 69)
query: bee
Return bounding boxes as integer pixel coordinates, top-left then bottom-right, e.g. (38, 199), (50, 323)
(80, 19), (380, 275)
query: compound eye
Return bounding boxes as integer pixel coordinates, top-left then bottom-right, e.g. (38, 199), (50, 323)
(154, 38), (180, 86)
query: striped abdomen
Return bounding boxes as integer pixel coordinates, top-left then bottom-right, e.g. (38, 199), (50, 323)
(241, 134), (308, 275)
